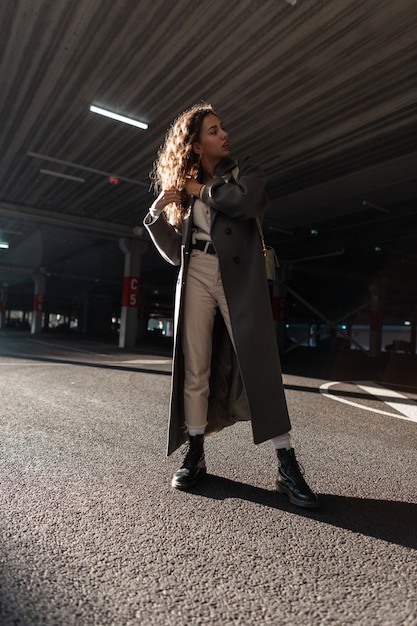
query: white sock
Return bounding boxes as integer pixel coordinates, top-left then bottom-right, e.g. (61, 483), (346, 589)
(187, 427), (206, 436)
(271, 433), (292, 450)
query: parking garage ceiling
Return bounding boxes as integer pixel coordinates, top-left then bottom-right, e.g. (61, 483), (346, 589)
(1, 0), (416, 319)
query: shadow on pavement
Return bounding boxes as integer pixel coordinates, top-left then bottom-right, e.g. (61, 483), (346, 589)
(0, 352), (171, 376)
(191, 474), (417, 550)
(4, 353), (416, 408)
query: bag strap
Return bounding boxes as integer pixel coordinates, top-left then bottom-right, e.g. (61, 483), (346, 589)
(256, 217), (268, 258)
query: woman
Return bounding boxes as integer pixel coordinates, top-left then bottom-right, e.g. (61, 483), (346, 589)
(143, 104), (319, 509)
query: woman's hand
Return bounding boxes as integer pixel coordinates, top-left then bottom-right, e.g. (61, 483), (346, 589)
(149, 188), (182, 218)
(184, 178), (204, 199)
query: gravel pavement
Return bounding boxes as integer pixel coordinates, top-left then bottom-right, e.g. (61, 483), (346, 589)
(1, 333), (416, 626)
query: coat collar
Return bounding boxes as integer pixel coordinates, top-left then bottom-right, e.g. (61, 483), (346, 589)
(214, 156), (237, 175)
(197, 156), (237, 182)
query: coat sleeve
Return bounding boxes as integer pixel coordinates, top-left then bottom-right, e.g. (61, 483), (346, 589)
(143, 212), (182, 266)
(200, 155), (270, 220)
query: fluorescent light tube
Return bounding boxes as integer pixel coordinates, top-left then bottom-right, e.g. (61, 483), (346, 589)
(90, 105), (148, 130)
(0, 242), (9, 249)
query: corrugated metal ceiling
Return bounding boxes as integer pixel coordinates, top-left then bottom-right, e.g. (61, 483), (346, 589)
(0, 0), (416, 312)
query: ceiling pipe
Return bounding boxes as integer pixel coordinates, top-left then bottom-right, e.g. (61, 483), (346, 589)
(292, 249), (345, 263)
(0, 201), (145, 241)
(27, 152), (149, 188)
(0, 263), (120, 285)
(0, 228), (24, 235)
(268, 225), (295, 236)
(362, 200), (390, 214)
(40, 168), (85, 183)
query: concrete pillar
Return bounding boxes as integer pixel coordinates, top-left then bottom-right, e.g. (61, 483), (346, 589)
(369, 283), (382, 357)
(43, 310), (50, 331)
(79, 294), (89, 334)
(411, 312), (417, 356)
(31, 268), (46, 334)
(87, 294), (113, 335)
(0, 285), (7, 330)
(119, 237), (148, 348)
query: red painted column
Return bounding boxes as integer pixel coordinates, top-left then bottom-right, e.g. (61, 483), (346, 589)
(119, 238), (148, 348)
(271, 295), (286, 325)
(122, 276), (140, 309)
(31, 269), (46, 334)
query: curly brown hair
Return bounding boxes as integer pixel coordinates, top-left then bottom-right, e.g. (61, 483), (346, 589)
(151, 103), (216, 227)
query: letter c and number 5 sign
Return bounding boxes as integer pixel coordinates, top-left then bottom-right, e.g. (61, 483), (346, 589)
(122, 276), (139, 308)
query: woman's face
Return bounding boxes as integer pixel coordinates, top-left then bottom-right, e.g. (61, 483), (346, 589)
(193, 114), (230, 163)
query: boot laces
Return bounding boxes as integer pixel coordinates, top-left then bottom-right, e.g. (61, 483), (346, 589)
(291, 459), (309, 487)
(282, 453), (310, 490)
(181, 442), (203, 469)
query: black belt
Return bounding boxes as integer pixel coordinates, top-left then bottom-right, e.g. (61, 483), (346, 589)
(192, 240), (216, 255)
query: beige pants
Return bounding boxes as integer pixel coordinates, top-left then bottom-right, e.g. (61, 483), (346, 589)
(182, 249), (235, 431)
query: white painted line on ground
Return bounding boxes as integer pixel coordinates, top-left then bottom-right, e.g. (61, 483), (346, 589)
(356, 381), (417, 422)
(0, 358), (171, 367)
(25, 340), (171, 364)
(27, 339), (109, 356)
(0, 362), (72, 366)
(320, 381), (417, 423)
(117, 359), (171, 365)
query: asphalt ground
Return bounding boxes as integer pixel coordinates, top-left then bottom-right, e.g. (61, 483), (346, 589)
(1, 332), (416, 626)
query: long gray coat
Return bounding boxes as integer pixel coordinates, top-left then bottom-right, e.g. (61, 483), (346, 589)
(144, 155), (291, 455)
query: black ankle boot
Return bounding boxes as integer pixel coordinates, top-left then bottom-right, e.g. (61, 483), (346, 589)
(276, 448), (320, 509)
(171, 434), (206, 490)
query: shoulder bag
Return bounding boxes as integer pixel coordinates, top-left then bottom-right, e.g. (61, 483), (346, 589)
(256, 218), (279, 282)
(231, 164), (279, 282)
